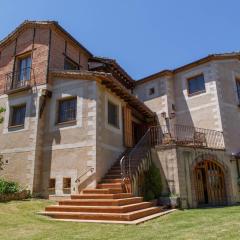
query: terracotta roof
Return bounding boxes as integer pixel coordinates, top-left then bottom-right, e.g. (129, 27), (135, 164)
(0, 20), (93, 56)
(91, 56), (134, 82)
(136, 52), (240, 85)
(50, 70), (155, 119)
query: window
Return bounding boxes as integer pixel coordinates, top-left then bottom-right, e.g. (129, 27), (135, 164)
(17, 54), (32, 82)
(49, 178), (56, 189)
(108, 100), (119, 128)
(10, 104), (26, 127)
(57, 97), (77, 124)
(64, 57), (79, 70)
(187, 74), (206, 95)
(236, 79), (240, 104)
(63, 178), (71, 189)
(149, 87), (155, 96)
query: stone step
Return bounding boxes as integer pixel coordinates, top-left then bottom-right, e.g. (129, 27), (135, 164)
(42, 207), (161, 221)
(101, 178), (122, 183)
(110, 166), (121, 170)
(45, 202), (153, 213)
(82, 188), (123, 194)
(108, 169), (121, 173)
(71, 193), (132, 200)
(104, 174), (122, 179)
(97, 183), (122, 189)
(59, 197), (143, 206)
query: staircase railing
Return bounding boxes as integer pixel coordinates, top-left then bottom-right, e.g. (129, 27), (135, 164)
(75, 166), (94, 183)
(120, 124), (225, 196)
(120, 128), (152, 196)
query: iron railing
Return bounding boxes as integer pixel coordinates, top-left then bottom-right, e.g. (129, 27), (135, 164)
(120, 124), (225, 196)
(150, 124), (225, 150)
(120, 128), (152, 196)
(75, 166), (94, 183)
(4, 67), (32, 93)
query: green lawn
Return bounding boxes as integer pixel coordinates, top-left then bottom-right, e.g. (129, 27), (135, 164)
(0, 199), (240, 240)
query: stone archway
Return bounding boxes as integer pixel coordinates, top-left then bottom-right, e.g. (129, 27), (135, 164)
(193, 159), (227, 206)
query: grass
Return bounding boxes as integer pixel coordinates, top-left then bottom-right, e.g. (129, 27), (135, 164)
(0, 199), (240, 240)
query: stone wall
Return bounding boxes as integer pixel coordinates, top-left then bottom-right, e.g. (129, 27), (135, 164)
(214, 60), (240, 153)
(96, 83), (125, 182)
(152, 145), (240, 208)
(0, 86), (45, 192)
(40, 78), (97, 197)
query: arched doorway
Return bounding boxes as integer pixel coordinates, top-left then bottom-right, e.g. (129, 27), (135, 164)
(194, 160), (227, 206)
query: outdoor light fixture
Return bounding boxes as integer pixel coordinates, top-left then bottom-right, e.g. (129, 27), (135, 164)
(170, 112), (176, 119)
(161, 112), (167, 118)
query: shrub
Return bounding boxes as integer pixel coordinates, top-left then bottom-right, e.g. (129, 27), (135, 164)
(0, 179), (20, 194)
(143, 162), (162, 201)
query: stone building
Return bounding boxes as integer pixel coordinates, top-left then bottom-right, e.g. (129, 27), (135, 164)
(0, 21), (239, 217)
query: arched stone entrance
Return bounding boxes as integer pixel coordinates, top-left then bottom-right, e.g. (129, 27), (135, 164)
(194, 159), (227, 206)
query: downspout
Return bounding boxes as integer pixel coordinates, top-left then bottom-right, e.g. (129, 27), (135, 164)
(236, 157), (240, 178)
(46, 29), (52, 83)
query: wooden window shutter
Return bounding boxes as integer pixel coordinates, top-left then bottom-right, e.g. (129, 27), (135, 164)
(123, 106), (133, 147)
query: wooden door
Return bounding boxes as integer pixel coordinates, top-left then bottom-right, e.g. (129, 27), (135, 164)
(194, 160), (226, 206)
(123, 106), (133, 147)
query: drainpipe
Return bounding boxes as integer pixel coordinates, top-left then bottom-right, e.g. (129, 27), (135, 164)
(236, 158), (240, 178)
(231, 153), (240, 182)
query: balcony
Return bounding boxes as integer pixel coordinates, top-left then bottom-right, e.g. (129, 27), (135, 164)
(4, 67), (32, 94)
(150, 124), (225, 150)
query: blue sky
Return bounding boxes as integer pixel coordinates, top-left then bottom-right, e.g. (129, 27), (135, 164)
(0, 0), (239, 79)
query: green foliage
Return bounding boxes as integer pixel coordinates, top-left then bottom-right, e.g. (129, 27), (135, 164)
(143, 162), (162, 201)
(0, 179), (20, 194)
(0, 107), (6, 124)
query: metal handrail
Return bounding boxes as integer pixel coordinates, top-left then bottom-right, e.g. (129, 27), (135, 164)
(120, 124), (225, 195)
(120, 128), (152, 195)
(75, 166), (94, 183)
(4, 67), (32, 93)
(150, 124), (225, 149)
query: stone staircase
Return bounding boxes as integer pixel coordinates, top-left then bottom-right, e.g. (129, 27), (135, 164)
(42, 160), (163, 222)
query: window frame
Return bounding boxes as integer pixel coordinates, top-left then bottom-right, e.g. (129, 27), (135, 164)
(16, 52), (32, 82)
(63, 177), (71, 189)
(9, 104), (26, 128)
(107, 100), (120, 129)
(236, 78), (240, 106)
(57, 96), (77, 125)
(48, 178), (56, 190)
(64, 56), (80, 70)
(149, 87), (155, 96)
(187, 74), (206, 96)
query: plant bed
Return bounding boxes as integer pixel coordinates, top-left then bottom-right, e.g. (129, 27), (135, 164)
(0, 178), (30, 202)
(0, 189), (30, 202)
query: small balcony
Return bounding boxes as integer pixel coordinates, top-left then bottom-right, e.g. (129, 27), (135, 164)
(4, 67), (32, 94)
(150, 124), (225, 150)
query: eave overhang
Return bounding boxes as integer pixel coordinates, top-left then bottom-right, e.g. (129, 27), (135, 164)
(49, 70), (155, 120)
